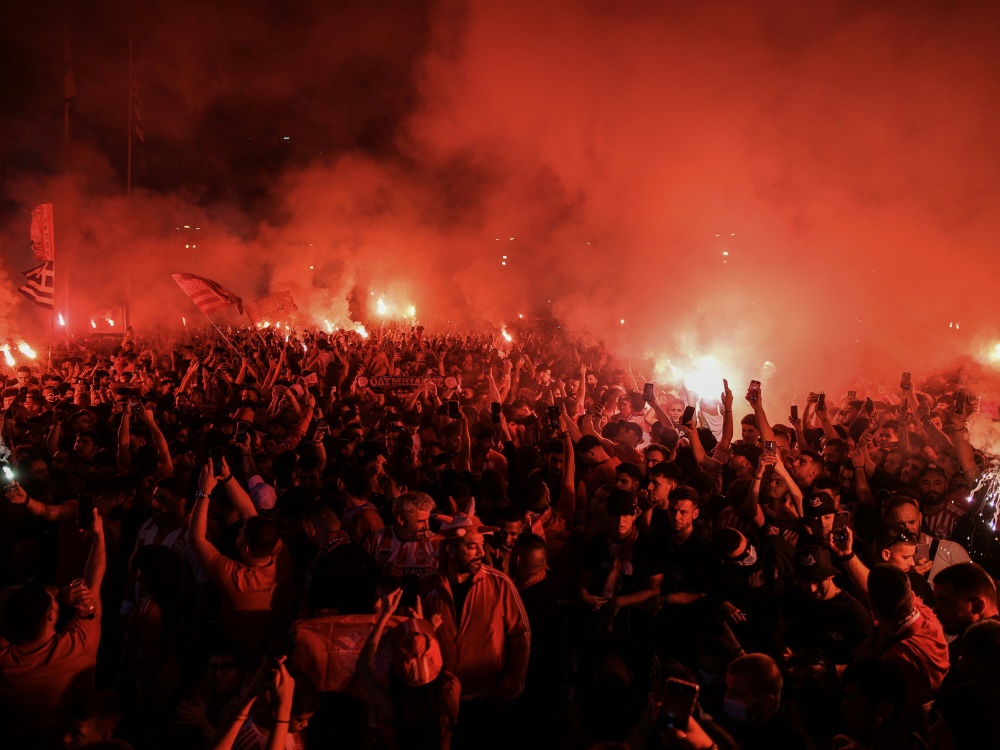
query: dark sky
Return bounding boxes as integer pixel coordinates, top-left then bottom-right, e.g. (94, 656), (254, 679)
(3, 0), (1000, 400)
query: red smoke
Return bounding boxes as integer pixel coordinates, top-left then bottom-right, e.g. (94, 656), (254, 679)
(3, 0), (1000, 403)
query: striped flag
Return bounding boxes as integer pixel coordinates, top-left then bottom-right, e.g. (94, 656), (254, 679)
(129, 55), (144, 143)
(171, 273), (243, 315)
(19, 262), (55, 309)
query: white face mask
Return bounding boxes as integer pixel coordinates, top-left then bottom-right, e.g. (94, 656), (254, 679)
(734, 545), (758, 567)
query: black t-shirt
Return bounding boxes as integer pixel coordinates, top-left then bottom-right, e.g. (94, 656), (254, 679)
(452, 577), (472, 622)
(582, 530), (661, 597)
(659, 531), (715, 596)
(780, 588), (873, 665)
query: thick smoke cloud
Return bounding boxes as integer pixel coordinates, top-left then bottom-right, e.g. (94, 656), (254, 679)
(3, 0), (1000, 404)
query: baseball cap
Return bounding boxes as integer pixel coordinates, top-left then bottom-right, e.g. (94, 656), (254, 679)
(605, 489), (638, 518)
(795, 545), (839, 582)
(247, 474), (277, 512)
(391, 618), (444, 687)
(803, 491), (837, 518)
(918, 463), (947, 480)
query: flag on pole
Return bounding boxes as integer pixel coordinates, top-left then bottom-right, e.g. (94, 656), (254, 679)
(129, 54), (144, 143)
(245, 291), (298, 322)
(171, 273), (243, 315)
(19, 262), (55, 309)
(30, 204), (55, 261)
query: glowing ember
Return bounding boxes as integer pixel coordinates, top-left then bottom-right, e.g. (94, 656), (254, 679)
(620, 319), (625, 325)
(376, 297), (387, 316)
(58, 314), (65, 326)
(107, 318), (115, 327)
(1, 345), (14, 367)
(518, 313), (523, 319)
(17, 342), (37, 359)
(182, 317), (187, 326)
(407, 305), (416, 318)
(501, 325), (513, 342)
(90, 320), (97, 329)
(324, 320), (334, 332)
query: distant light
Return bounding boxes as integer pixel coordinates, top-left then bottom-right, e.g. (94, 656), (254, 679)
(376, 298), (387, 316)
(195, 227), (200, 230)
(90, 319), (97, 328)
(183, 225), (190, 228)
(283, 136), (290, 140)
(502, 255), (507, 259)
(518, 313), (523, 319)
(58, 313), (65, 326)
(192, 245), (196, 249)
(722, 251), (729, 256)
(407, 305), (416, 317)
(509, 237), (514, 240)
(620, 319), (625, 325)
(309, 265), (314, 270)
(185, 244), (190, 248)
(106, 318), (115, 327)
(501, 261), (506, 266)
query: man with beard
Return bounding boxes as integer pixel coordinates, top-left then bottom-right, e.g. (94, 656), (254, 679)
(918, 464), (966, 540)
(932, 562), (999, 676)
(363, 491), (439, 598)
(779, 545), (873, 665)
(580, 490), (662, 634)
(419, 514), (529, 698)
(483, 505), (525, 575)
(419, 512), (530, 743)
(121, 477), (205, 621)
(884, 495), (970, 583)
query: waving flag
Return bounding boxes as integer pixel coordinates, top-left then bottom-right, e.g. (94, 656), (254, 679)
(245, 291), (298, 322)
(19, 262), (55, 309)
(30, 204), (55, 261)
(171, 273), (243, 315)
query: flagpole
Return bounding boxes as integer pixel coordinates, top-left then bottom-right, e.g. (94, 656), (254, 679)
(126, 39), (133, 197)
(245, 310), (268, 345)
(207, 317), (238, 353)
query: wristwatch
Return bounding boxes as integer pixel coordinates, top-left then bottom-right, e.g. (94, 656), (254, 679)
(194, 490), (209, 500)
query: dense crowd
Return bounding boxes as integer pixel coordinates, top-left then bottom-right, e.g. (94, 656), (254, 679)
(1, 321), (998, 750)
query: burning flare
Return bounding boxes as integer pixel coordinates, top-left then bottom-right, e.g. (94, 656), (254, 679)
(17, 343), (37, 360)
(1, 344), (14, 367)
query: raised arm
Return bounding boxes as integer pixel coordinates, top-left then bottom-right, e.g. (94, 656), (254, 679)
(117, 401), (132, 472)
(191, 463), (222, 569)
(218, 457), (259, 521)
(139, 405), (174, 478)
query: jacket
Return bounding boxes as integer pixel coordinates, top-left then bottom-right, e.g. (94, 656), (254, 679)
(419, 565), (530, 700)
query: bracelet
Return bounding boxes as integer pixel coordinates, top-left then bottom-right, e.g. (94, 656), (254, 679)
(217, 475), (233, 484)
(837, 552), (855, 561)
(194, 490), (208, 500)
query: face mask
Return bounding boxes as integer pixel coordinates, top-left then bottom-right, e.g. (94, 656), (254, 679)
(724, 696), (751, 723)
(733, 545), (758, 567)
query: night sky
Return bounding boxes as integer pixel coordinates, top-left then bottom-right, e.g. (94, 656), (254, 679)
(2, 0), (1000, 399)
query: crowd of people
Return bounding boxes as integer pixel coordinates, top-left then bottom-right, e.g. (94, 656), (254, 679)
(1, 320), (998, 750)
